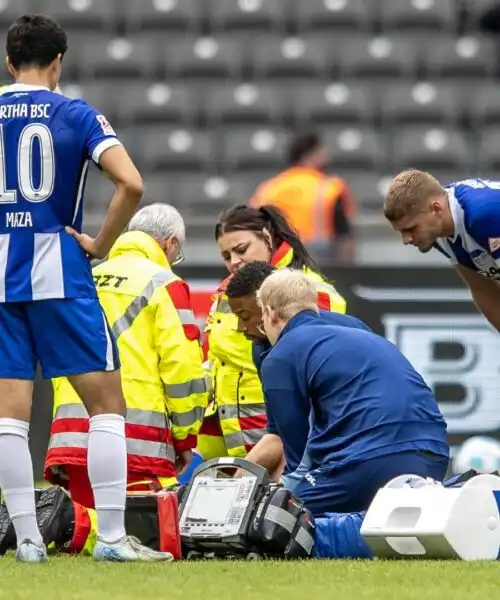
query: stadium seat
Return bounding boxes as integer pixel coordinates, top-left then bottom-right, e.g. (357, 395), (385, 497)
(477, 127), (500, 172)
(30, 0), (118, 32)
(292, 81), (375, 127)
(207, 0), (288, 33)
(340, 172), (389, 213)
(390, 127), (471, 171)
(57, 31), (88, 80)
(430, 170), (472, 186)
(116, 81), (198, 126)
(79, 34), (162, 80)
(105, 126), (144, 168)
(139, 126), (215, 173)
(321, 127), (386, 172)
(380, 82), (462, 126)
(251, 34), (331, 79)
(424, 35), (496, 79)
(219, 126), (290, 171)
(174, 175), (256, 214)
(462, 0), (499, 32)
(204, 83), (285, 126)
(84, 162), (116, 208)
(122, 0), (202, 33)
(469, 84), (500, 127)
(165, 35), (249, 79)
(85, 166), (177, 212)
(293, 0), (375, 33)
(142, 173), (178, 206)
(229, 169), (280, 190)
(339, 36), (418, 81)
(379, 0), (458, 34)
(0, 0), (31, 27)
(44, 1), (500, 244)
(59, 81), (122, 123)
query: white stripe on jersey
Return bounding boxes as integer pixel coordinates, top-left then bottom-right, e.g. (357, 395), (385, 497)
(435, 188), (487, 267)
(101, 309), (115, 371)
(0, 234), (9, 302)
(92, 138), (121, 165)
(31, 233), (64, 300)
(72, 160), (90, 226)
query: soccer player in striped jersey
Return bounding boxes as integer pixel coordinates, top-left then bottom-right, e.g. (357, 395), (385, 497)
(384, 169), (500, 333)
(0, 15), (171, 562)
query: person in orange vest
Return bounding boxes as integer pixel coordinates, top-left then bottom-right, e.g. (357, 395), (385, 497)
(249, 132), (357, 264)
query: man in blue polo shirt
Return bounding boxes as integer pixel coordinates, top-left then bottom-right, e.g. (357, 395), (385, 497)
(255, 269), (449, 517)
(226, 261), (372, 484)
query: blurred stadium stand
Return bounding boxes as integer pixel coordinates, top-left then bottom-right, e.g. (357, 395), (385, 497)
(0, 0), (497, 264)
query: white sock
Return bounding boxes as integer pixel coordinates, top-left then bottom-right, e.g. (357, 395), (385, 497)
(87, 414), (127, 543)
(0, 419), (43, 547)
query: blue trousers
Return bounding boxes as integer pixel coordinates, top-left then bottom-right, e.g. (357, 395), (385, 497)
(294, 451), (449, 518)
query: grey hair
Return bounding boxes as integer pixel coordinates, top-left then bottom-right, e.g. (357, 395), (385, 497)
(127, 203), (186, 244)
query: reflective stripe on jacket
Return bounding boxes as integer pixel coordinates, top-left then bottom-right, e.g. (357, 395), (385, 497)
(45, 231), (209, 482)
(203, 242), (347, 457)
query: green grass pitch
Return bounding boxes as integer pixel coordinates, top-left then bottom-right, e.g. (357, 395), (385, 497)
(1, 556), (499, 600)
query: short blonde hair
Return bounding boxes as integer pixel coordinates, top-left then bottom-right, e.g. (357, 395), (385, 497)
(257, 269), (318, 320)
(383, 169), (445, 222)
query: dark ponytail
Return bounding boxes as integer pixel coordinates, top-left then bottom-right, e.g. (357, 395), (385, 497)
(215, 204), (320, 272)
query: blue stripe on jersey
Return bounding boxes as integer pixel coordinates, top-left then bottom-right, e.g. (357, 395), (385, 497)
(59, 230), (95, 298)
(0, 84), (121, 302)
(433, 241), (450, 258)
(5, 231), (34, 301)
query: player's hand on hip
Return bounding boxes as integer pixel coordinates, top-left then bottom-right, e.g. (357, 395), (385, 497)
(65, 227), (107, 259)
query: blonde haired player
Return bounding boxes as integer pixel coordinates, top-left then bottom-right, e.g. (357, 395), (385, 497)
(384, 170), (500, 332)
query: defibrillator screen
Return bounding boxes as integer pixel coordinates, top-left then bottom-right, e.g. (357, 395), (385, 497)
(187, 484), (239, 524)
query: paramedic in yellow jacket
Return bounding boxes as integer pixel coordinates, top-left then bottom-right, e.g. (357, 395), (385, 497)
(198, 204), (346, 460)
(45, 203), (208, 512)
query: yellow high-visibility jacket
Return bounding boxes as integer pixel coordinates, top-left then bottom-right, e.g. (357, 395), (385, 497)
(44, 231), (208, 483)
(203, 241), (347, 457)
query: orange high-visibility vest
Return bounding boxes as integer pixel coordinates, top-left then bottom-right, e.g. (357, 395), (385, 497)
(249, 167), (353, 244)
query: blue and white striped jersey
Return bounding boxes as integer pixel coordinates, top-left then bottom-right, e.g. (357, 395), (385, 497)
(0, 83), (121, 302)
(434, 178), (500, 280)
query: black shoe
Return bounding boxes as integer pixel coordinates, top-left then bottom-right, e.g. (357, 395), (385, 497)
(36, 486), (75, 549)
(0, 503), (15, 555)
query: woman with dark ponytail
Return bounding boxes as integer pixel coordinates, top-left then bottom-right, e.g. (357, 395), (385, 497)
(198, 204), (346, 463)
(214, 204), (320, 272)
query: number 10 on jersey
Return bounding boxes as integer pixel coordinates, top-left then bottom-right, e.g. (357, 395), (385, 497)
(0, 123), (55, 204)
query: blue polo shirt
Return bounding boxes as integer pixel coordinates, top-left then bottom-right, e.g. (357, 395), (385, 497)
(254, 310), (372, 473)
(261, 311), (449, 473)
(252, 310), (372, 379)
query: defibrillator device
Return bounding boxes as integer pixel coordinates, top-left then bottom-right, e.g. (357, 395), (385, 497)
(179, 458), (315, 559)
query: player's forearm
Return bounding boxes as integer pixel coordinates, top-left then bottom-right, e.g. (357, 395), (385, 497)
(456, 266), (500, 332)
(94, 182), (143, 257)
(470, 285), (500, 332)
(245, 433), (284, 475)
